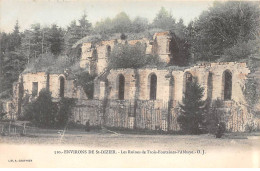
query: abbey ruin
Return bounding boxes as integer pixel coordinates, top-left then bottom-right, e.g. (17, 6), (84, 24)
(5, 31), (260, 132)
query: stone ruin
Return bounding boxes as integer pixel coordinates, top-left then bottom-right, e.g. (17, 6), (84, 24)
(5, 31), (260, 132)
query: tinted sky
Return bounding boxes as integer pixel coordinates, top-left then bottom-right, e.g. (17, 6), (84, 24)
(0, 0), (213, 33)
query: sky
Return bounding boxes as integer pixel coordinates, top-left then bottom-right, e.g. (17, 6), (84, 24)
(0, 0), (214, 33)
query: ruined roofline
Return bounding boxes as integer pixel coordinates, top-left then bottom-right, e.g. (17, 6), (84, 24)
(108, 61), (249, 72)
(72, 29), (169, 48)
(22, 70), (65, 75)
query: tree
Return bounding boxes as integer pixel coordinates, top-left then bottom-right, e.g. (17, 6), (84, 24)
(189, 1), (260, 62)
(30, 23), (43, 58)
(112, 12), (132, 33)
(78, 13), (92, 38)
(169, 19), (190, 66)
(132, 17), (149, 33)
(64, 13), (92, 55)
(95, 18), (114, 34)
(177, 79), (206, 134)
(0, 21), (26, 97)
(47, 24), (64, 56)
(152, 7), (176, 30)
(9, 20), (21, 51)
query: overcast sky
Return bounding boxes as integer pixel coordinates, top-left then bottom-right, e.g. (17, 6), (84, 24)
(0, 0), (213, 33)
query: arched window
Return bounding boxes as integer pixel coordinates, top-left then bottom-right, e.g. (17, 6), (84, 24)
(107, 45), (111, 57)
(118, 74), (125, 100)
(207, 72), (213, 100)
(59, 76), (65, 98)
(184, 72), (193, 98)
(223, 70), (232, 100)
(150, 74), (157, 100)
(169, 75), (175, 101)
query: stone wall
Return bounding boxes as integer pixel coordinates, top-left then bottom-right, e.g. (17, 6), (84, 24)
(72, 99), (102, 126)
(16, 72), (86, 100)
(103, 62), (250, 104)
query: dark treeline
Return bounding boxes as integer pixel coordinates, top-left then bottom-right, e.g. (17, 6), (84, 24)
(1, 2), (260, 99)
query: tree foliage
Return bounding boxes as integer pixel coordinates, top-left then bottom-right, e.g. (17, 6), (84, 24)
(64, 13), (92, 55)
(108, 43), (161, 69)
(95, 12), (149, 34)
(177, 80), (206, 134)
(188, 1), (260, 62)
(47, 24), (64, 55)
(0, 21), (26, 97)
(152, 7), (176, 30)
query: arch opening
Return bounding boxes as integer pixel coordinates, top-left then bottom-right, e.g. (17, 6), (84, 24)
(59, 76), (65, 98)
(149, 74), (157, 100)
(107, 45), (111, 57)
(184, 72), (193, 98)
(118, 74), (125, 100)
(223, 70), (232, 100)
(207, 72), (213, 101)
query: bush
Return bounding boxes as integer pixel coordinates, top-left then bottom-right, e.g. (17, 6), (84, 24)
(21, 89), (76, 128)
(74, 70), (96, 99)
(56, 98), (76, 127)
(22, 89), (56, 127)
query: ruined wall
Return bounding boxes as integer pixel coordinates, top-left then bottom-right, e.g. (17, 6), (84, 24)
(72, 99), (102, 126)
(80, 42), (92, 69)
(22, 72), (48, 96)
(18, 72), (84, 100)
(138, 68), (170, 101)
(103, 62), (250, 104)
(153, 31), (171, 63)
(83, 62), (257, 132)
(79, 31), (173, 75)
(80, 40), (116, 75)
(107, 69), (137, 100)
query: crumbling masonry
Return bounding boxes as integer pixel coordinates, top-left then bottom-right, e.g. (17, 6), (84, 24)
(9, 31), (260, 132)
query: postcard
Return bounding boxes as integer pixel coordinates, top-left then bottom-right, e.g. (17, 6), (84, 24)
(0, 0), (260, 168)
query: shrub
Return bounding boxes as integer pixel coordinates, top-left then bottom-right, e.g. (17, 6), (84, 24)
(22, 89), (76, 128)
(22, 89), (56, 127)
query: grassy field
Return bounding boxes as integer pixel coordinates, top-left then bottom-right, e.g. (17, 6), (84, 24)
(1, 125), (260, 151)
